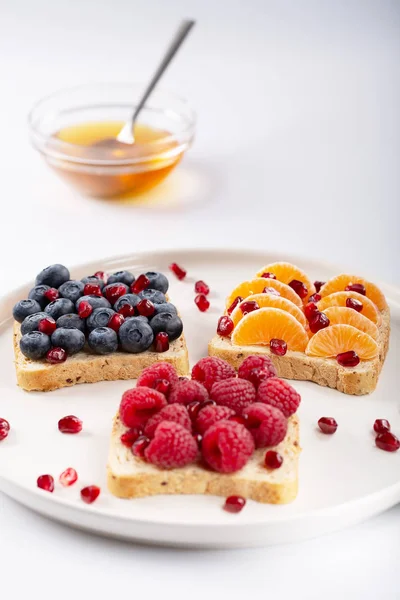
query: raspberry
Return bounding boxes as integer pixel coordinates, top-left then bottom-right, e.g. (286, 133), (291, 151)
(191, 357), (236, 392)
(119, 387), (167, 429)
(238, 355), (277, 387)
(144, 404), (191, 438)
(136, 363), (179, 396)
(257, 377), (301, 417)
(168, 379), (209, 406)
(210, 378), (256, 415)
(243, 402), (287, 448)
(202, 420), (255, 473)
(195, 405), (235, 435)
(145, 422), (198, 469)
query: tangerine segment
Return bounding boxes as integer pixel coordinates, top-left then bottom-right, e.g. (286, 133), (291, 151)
(230, 293), (307, 328)
(317, 292), (381, 326)
(255, 262), (316, 298)
(226, 278), (303, 310)
(305, 324), (378, 360)
(322, 307), (379, 341)
(319, 274), (387, 311)
(231, 307), (309, 351)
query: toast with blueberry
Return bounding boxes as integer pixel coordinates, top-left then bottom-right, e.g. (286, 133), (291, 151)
(13, 264), (189, 391)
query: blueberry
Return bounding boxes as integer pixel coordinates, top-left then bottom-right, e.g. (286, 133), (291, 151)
(139, 289), (166, 304)
(76, 295), (111, 311)
(21, 312), (49, 335)
(152, 302), (178, 318)
(145, 272), (169, 294)
(20, 331), (51, 359)
(113, 293), (140, 312)
(126, 315), (148, 323)
(107, 271), (135, 287)
(35, 264), (70, 288)
(56, 313), (86, 333)
(58, 280), (85, 303)
(51, 328), (85, 355)
(88, 327), (118, 355)
(86, 307), (115, 331)
(44, 298), (75, 320)
(150, 312), (183, 341)
(81, 276), (105, 290)
(13, 299), (42, 323)
(28, 285), (51, 309)
(119, 318), (154, 353)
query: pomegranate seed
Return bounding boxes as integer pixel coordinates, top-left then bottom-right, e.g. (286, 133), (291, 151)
(194, 294), (210, 312)
(80, 485), (101, 504)
(118, 304), (135, 317)
(169, 262), (186, 280)
(264, 450), (283, 469)
(37, 474), (54, 492)
(318, 417), (338, 434)
(217, 315), (234, 337)
(131, 274), (150, 294)
(375, 432), (400, 452)
(58, 415), (83, 434)
(337, 351), (360, 367)
(346, 297), (363, 312)
(195, 280), (210, 295)
(59, 467), (78, 487)
(78, 301), (93, 318)
(46, 347), (67, 364)
(345, 283), (366, 296)
(227, 296), (244, 315)
(153, 378), (171, 395)
(270, 338), (287, 356)
(108, 313), (125, 332)
(304, 302), (319, 321)
(132, 436), (150, 458)
(0, 418), (10, 441)
(94, 271), (107, 282)
(261, 272), (276, 279)
(314, 281), (325, 293)
(137, 299), (155, 317)
(289, 279), (308, 299)
(120, 428), (143, 447)
(223, 495), (246, 513)
(263, 287), (280, 296)
(373, 419), (391, 434)
(308, 293), (321, 304)
(105, 284), (127, 304)
(240, 300), (259, 315)
(246, 367), (271, 388)
(199, 399), (217, 410)
(228, 415), (248, 427)
(193, 433), (203, 447)
(83, 283), (102, 297)
(155, 332), (169, 352)
(187, 401), (201, 421)
(309, 312), (330, 334)
(38, 317), (56, 335)
(44, 288), (59, 302)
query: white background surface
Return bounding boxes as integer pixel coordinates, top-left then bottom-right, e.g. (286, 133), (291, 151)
(0, 0), (399, 598)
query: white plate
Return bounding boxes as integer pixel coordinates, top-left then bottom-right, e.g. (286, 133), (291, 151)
(0, 249), (399, 548)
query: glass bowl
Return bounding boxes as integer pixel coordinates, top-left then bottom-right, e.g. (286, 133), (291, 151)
(28, 83), (196, 198)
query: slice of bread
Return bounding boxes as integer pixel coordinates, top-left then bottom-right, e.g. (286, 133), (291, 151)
(107, 413), (300, 504)
(13, 322), (189, 392)
(209, 308), (390, 395)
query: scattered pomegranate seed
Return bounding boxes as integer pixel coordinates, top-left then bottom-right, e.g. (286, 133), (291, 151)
(200, 399), (217, 409)
(217, 315), (234, 337)
(105, 284), (128, 304)
(38, 317), (56, 336)
(78, 301), (93, 318)
(309, 312), (330, 334)
(37, 474), (54, 492)
(81, 485), (101, 504)
(131, 274), (150, 294)
(195, 280), (210, 295)
(245, 368), (272, 388)
(264, 450), (283, 469)
(59, 467), (78, 487)
(83, 283), (102, 297)
(346, 297), (363, 312)
(120, 428), (143, 447)
(108, 313), (125, 332)
(223, 495), (246, 513)
(94, 271), (107, 282)
(132, 436), (150, 458)
(375, 432), (400, 452)
(345, 283), (366, 296)
(227, 296), (244, 315)
(154, 378), (171, 395)
(337, 351), (360, 367)
(318, 417), (338, 434)
(289, 279), (308, 299)
(228, 415), (248, 427)
(187, 401), (202, 421)
(240, 300), (259, 315)
(314, 281), (325, 293)
(58, 415), (83, 434)
(46, 347), (67, 364)
(0, 418), (10, 441)
(137, 299), (155, 317)
(155, 332), (170, 352)
(261, 272), (276, 279)
(118, 304), (135, 317)
(270, 338), (287, 356)
(308, 293), (321, 304)
(263, 287), (280, 296)
(193, 433), (203, 447)
(169, 262), (187, 280)
(44, 288), (59, 302)
(304, 302), (319, 321)
(195, 294), (210, 312)
(373, 419), (391, 434)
